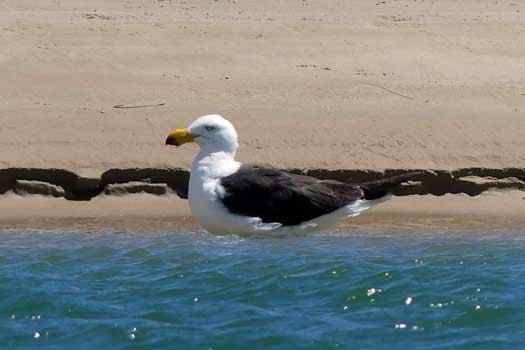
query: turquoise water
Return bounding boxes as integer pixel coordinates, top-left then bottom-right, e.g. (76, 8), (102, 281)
(0, 229), (524, 349)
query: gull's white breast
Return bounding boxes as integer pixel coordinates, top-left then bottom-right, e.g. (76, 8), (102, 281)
(188, 152), (251, 234)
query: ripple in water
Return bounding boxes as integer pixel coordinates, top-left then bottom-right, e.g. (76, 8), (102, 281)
(0, 229), (524, 349)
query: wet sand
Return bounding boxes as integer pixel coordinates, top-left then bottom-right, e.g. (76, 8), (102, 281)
(1, 191), (523, 233)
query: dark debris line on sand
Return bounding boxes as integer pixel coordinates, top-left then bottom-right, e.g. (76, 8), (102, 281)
(0, 167), (524, 201)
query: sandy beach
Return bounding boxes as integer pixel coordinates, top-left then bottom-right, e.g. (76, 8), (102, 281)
(1, 0), (524, 173)
(0, 0), (524, 228)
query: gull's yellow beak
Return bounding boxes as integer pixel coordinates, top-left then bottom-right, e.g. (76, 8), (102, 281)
(165, 128), (194, 146)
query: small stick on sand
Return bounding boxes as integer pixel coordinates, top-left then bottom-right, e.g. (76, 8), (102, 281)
(113, 103), (166, 109)
(359, 82), (415, 100)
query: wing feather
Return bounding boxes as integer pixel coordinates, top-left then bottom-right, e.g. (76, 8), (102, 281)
(219, 165), (363, 226)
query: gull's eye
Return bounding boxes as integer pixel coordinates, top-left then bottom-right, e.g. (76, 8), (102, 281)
(204, 125), (217, 132)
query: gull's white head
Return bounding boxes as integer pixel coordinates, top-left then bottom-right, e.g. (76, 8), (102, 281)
(166, 114), (239, 154)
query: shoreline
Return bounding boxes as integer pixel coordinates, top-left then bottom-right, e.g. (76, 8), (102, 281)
(2, 166), (523, 234)
(1, 191), (523, 233)
(2, 166), (524, 200)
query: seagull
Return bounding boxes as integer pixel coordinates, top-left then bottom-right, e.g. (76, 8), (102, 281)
(166, 114), (421, 235)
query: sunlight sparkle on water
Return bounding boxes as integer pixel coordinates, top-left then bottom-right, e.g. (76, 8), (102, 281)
(0, 229), (524, 349)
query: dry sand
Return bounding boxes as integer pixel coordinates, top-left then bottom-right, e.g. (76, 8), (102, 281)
(0, 0), (524, 230)
(1, 0), (524, 176)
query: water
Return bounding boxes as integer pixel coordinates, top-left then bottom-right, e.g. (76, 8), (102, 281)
(0, 228), (524, 349)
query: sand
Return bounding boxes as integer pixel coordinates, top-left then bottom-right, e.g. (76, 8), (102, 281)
(1, 191), (523, 233)
(0, 0), (524, 230)
(1, 0), (524, 177)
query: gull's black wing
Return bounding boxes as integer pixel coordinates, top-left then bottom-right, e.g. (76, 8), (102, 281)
(219, 165), (364, 226)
